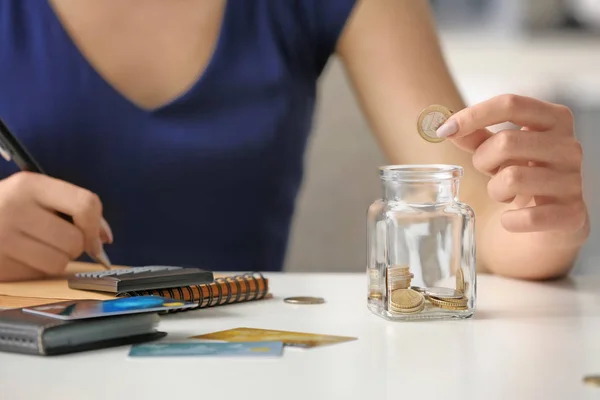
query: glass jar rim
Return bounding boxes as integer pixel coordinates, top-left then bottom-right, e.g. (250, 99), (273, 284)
(379, 164), (463, 182)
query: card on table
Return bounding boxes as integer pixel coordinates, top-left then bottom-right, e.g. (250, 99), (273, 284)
(190, 327), (357, 348)
(128, 341), (284, 357)
(21, 296), (197, 320)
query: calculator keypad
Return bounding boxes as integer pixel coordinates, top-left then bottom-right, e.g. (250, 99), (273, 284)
(74, 265), (183, 279)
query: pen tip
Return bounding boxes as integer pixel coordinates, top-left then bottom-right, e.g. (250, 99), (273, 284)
(94, 249), (112, 270)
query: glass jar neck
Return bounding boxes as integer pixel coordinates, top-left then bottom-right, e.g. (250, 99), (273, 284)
(379, 164), (463, 204)
(382, 180), (459, 204)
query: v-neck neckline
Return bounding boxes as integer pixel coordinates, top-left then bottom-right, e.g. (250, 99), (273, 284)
(44, 0), (231, 115)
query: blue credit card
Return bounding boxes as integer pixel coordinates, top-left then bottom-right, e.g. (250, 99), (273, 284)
(22, 296), (197, 320)
(128, 341), (284, 357)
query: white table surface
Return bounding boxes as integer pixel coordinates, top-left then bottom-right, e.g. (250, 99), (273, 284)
(1, 272), (600, 400)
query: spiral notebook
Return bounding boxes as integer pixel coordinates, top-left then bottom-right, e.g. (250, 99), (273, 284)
(0, 263), (271, 310)
(118, 272), (271, 311)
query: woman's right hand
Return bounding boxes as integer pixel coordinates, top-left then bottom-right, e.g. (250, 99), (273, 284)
(0, 172), (113, 282)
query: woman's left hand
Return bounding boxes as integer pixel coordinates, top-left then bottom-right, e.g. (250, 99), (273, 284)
(436, 94), (588, 239)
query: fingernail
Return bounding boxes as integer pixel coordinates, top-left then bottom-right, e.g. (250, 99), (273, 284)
(436, 119), (458, 138)
(101, 218), (114, 244)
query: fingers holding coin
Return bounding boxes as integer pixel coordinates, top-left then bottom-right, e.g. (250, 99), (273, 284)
(417, 104), (492, 152)
(420, 94), (588, 236)
(438, 94), (563, 140)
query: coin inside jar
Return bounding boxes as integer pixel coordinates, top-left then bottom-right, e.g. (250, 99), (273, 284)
(390, 288), (424, 309)
(425, 287), (464, 299)
(456, 267), (465, 293)
(417, 104), (453, 143)
(388, 264), (410, 273)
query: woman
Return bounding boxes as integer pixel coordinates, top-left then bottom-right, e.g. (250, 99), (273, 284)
(0, 0), (588, 281)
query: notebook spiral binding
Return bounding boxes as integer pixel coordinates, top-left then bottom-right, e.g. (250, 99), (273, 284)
(117, 272), (270, 313)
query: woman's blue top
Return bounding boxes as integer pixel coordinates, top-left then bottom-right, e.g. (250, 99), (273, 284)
(0, 0), (357, 271)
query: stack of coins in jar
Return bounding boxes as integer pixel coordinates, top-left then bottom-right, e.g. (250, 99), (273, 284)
(375, 264), (471, 315)
(368, 263), (473, 320)
(386, 265), (424, 314)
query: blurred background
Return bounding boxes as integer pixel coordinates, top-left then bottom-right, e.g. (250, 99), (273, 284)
(284, 0), (600, 274)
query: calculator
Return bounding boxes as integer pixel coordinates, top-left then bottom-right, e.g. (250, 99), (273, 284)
(68, 265), (215, 293)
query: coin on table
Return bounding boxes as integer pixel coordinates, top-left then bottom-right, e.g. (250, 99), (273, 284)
(425, 287), (463, 299)
(417, 104), (453, 143)
(284, 296), (325, 305)
(583, 375), (600, 387)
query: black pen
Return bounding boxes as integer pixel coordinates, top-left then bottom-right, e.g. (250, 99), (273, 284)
(0, 117), (110, 269)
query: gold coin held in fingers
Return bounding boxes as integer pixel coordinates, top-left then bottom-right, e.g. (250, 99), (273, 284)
(417, 104), (453, 143)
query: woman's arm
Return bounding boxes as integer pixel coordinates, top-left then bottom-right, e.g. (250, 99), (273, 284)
(334, 0), (589, 279)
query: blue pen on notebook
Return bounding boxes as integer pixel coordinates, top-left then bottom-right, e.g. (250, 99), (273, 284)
(0, 117), (110, 269)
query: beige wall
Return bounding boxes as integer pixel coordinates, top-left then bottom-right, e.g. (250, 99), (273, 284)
(284, 58), (386, 273)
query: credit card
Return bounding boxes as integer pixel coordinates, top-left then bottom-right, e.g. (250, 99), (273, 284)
(22, 296), (197, 320)
(190, 327), (357, 348)
(128, 341), (284, 357)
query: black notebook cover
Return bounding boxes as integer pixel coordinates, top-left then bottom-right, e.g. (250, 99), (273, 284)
(0, 308), (166, 356)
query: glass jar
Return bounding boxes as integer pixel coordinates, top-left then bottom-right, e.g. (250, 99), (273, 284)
(366, 164), (476, 321)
